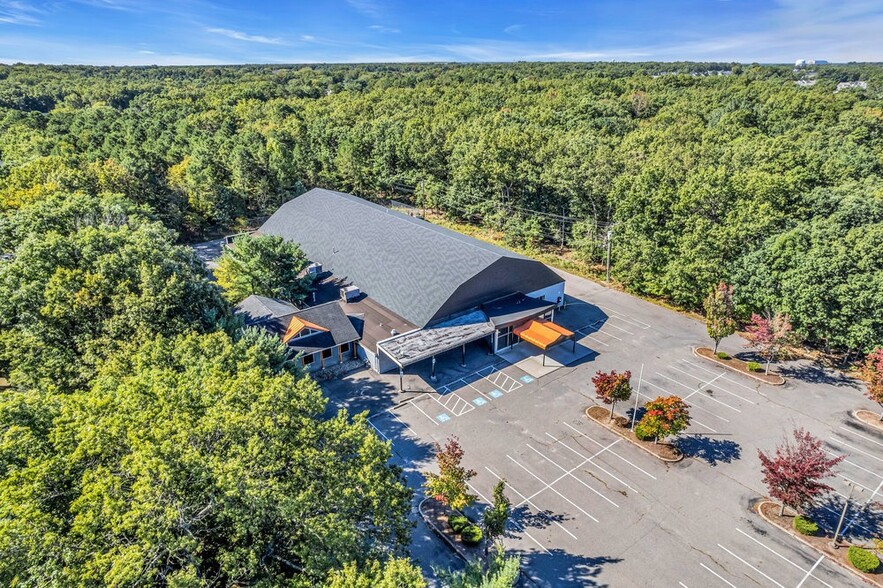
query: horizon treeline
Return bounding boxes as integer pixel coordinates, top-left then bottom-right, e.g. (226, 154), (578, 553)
(1, 61), (881, 353)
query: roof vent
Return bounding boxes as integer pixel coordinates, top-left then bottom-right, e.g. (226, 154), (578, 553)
(390, 329), (399, 336)
(340, 285), (360, 302)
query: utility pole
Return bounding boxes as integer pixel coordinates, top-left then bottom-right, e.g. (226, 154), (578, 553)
(560, 206), (566, 248)
(605, 229), (613, 283)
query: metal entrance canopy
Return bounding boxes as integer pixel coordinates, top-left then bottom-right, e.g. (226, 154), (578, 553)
(378, 309), (495, 369)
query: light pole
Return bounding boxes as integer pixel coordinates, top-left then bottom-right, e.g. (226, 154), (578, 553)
(831, 481), (862, 548)
(631, 363), (644, 430)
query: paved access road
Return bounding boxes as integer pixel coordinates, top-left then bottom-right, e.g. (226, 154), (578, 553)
(327, 270), (882, 587)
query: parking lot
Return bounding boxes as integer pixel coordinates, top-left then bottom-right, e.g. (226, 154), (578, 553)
(330, 270), (882, 586)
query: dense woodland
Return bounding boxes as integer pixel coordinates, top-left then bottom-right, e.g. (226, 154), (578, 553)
(0, 61), (881, 586)
(1, 61), (881, 353)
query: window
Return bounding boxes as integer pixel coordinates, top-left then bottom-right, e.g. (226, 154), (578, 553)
(302, 352), (315, 366)
(321, 348), (333, 359)
(339, 342), (352, 356)
(291, 328), (319, 341)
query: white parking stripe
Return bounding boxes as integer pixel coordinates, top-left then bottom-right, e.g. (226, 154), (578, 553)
(655, 372), (742, 413)
(640, 382), (729, 426)
(670, 363), (758, 405)
(592, 303), (652, 329)
(735, 528), (834, 588)
(547, 433), (640, 494)
(407, 398), (440, 426)
(699, 562), (737, 588)
(563, 422), (658, 479)
(386, 409), (416, 436)
(486, 466), (583, 537)
(682, 359), (761, 394)
(830, 437), (883, 464)
(718, 544), (785, 588)
(796, 556), (825, 588)
(525, 443), (620, 508)
(838, 425), (883, 449)
(506, 455), (600, 523)
(603, 320), (634, 335)
(824, 448), (883, 481)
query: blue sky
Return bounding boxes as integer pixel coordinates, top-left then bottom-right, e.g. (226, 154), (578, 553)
(1, 0), (882, 65)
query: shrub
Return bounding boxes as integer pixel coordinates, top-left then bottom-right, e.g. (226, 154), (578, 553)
(448, 514), (469, 534)
(460, 524), (483, 546)
(634, 420), (655, 441)
(716, 351), (731, 360)
(848, 546), (880, 573)
(747, 361), (762, 372)
(793, 515), (818, 535)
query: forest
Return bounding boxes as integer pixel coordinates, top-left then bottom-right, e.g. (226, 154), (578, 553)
(0, 61), (881, 585)
(1, 61), (880, 353)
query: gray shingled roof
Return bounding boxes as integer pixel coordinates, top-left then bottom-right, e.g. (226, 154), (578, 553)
(235, 295), (300, 326)
(259, 189), (562, 327)
(245, 301), (360, 355)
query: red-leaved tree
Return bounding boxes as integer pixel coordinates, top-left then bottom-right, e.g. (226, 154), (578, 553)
(745, 312), (795, 374)
(758, 428), (844, 516)
(423, 437), (476, 511)
(592, 370), (632, 420)
(859, 347), (883, 420)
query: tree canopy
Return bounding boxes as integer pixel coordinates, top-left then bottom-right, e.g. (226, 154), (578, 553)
(0, 330), (412, 587)
(215, 233), (313, 304)
(1, 62), (881, 351)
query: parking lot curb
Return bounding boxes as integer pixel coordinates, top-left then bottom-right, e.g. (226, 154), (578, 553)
(585, 407), (683, 463)
(754, 500), (882, 587)
(852, 410), (883, 434)
(692, 347), (785, 386)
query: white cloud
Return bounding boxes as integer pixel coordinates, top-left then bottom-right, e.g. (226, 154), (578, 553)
(0, 1), (42, 25)
(503, 24), (523, 35)
(368, 24), (399, 34)
(346, 0), (382, 17)
(300, 34), (316, 42)
(206, 27), (285, 45)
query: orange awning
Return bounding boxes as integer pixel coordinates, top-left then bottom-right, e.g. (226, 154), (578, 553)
(512, 319), (574, 350)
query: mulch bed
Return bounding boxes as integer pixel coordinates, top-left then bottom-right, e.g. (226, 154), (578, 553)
(695, 347), (785, 385)
(418, 497), (483, 562)
(855, 410), (883, 434)
(757, 501), (882, 586)
(585, 406), (682, 462)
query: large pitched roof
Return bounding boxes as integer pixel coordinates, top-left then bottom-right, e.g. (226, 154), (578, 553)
(235, 294), (299, 326)
(259, 188), (562, 327)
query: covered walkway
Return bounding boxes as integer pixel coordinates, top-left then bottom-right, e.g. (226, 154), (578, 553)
(513, 318), (576, 365)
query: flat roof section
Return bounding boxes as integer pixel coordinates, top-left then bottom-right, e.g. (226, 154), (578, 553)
(482, 292), (556, 328)
(378, 309), (495, 368)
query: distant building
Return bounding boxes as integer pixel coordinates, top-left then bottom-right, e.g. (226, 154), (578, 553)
(836, 81), (868, 91)
(795, 59), (806, 67)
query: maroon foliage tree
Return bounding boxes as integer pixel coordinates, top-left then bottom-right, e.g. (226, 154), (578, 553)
(758, 428), (844, 516)
(592, 370), (632, 420)
(745, 312), (795, 374)
(859, 347), (883, 420)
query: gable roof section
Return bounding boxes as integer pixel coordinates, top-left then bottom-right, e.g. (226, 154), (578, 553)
(235, 294), (300, 326)
(241, 300), (360, 354)
(282, 316), (329, 343)
(260, 188), (562, 327)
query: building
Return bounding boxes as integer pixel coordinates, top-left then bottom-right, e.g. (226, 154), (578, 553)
(236, 295), (361, 372)
(258, 188), (567, 378)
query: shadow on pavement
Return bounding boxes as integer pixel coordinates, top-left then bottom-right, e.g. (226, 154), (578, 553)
(777, 362), (862, 389)
(806, 495), (883, 543)
(675, 435), (742, 466)
(522, 550), (622, 587)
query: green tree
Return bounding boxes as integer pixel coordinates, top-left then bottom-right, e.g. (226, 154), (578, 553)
(325, 558), (427, 588)
(0, 192), (226, 391)
(704, 281), (737, 353)
(215, 233), (313, 304)
(0, 330), (412, 586)
(482, 480), (511, 563)
(424, 437), (477, 511)
(439, 551), (520, 588)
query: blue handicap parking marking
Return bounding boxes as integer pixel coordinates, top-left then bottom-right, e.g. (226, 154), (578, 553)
(472, 397), (488, 406)
(489, 389), (503, 398)
(520, 375), (535, 383)
(436, 413), (451, 423)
